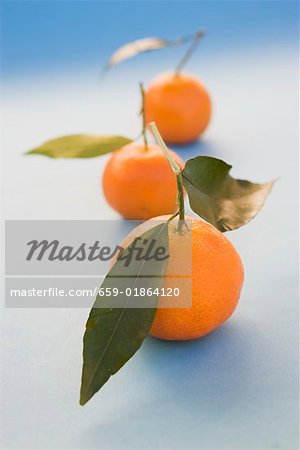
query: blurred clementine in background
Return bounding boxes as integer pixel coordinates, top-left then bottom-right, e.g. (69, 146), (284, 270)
(145, 72), (212, 145)
(102, 142), (184, 219)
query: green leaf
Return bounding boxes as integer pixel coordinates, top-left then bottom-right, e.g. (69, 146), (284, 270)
(25, 134), (132, 158)
(104, 30), (205, 69)
(80, 222), (169, 405)
(182, 156), (275, 232)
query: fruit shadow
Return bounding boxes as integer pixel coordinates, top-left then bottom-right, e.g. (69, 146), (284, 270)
(170, 138), (215, 161)
(76, 320), (262, 449)
(140, 320), (259, 416)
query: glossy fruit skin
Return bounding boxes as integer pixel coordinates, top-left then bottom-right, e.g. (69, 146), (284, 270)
(144, 72), (212, 145)
(102, 142), (184, 220)
(120, 216), (244, 341)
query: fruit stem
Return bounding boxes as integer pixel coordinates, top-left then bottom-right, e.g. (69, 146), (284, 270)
(149, 122), (181, 174)
(139, 82), (148, 150)
(149, 122), (186, 232)
(176, 173), (186, 232)
(167, 211), (179, 221)
(175, 29), (205, 75)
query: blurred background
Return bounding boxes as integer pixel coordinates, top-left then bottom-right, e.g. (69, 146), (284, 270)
(1, 0), (298, 219)
(1, 1), (298, 79)
(1, 1), (299, 449)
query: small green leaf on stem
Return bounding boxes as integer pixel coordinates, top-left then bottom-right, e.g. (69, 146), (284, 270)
(182, 156), (275, 232)
(25, 135), (132, 158)
(80, 222), (169, 405)
(139, 83), (148, 149)
(150, 122), (186, 229)
(103, 30), (205, 70)
(104, 38), (170, 69)
(149, 122), (181, 174)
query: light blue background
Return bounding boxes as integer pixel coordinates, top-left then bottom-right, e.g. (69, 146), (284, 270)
(1, 1), (299, 449)
(1, 0), (298, 78)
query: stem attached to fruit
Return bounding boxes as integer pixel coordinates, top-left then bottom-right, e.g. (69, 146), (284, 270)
(175, 29), (205, 75)
(139, 83), (148, 150)
(176, 173), (186, 232)
(149, 122), (186, 232)
(149, 122), (181, 174)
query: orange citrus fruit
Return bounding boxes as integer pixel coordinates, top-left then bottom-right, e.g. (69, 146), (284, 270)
(144, 72), (212, 145)
(102, 142), (184, 220)
(120, 215), (244, 341)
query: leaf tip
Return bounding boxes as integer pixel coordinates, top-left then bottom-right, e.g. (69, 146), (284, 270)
(79, 384), (92, 406)
(79, 395), (88, 406)
(24, 150), (35, 156)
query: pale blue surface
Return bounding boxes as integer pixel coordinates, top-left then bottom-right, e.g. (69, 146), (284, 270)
(1, 1), (299, 449)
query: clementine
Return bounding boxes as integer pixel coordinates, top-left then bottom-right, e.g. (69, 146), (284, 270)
(102, 142), (184, 220)
(120, 215), (244, 340)
(145, 72), (212, 145)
